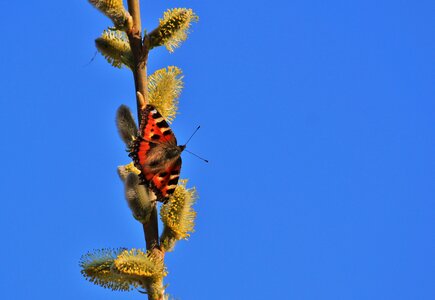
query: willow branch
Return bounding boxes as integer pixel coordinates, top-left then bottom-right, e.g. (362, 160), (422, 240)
(125, 0), (163, 293)
(127, 0), (141, 31)
(126, 0), (149, 114)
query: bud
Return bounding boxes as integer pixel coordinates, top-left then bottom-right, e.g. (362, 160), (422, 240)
(124, 173), (154, 223)
(116, 105), (138, 146)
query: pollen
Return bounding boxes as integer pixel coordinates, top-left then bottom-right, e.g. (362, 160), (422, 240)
(148, 8), (198, 53)
(124, 162), (141, 175)
(96, 30), (133, 69)
(160, 179), (197, 240)
(148, 66), (183, 123)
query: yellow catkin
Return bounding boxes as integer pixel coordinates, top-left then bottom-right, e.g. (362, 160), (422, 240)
(113, 249), (167, 279)
(124, 162), (141, 175)
(105, 0), (124, 10)
(95, 30), (133, 68)
(160, 180), (197, 240)
(148, 66), (183, 123)
(89, 0), (131, 29)
(89, 0), (123, 10)
(150, 8), (198, 52)
(80, 248), (167, 292)
(79, 248), (136, 291)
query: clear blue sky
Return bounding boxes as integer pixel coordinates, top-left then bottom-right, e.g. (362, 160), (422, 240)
(0, 1), (434, 299)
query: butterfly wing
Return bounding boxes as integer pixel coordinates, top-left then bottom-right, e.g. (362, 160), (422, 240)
(149, 157), (182, 202)
(129, 105), (182, 202)
(130, 137), (157, 182)
(139, 105), (177, 145)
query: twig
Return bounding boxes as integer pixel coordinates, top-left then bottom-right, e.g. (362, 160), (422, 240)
(127, 0), (149, 114)
(126, 1), (164, 299)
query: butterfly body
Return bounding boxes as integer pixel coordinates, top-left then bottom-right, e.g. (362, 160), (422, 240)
(129, 105), (184, 203)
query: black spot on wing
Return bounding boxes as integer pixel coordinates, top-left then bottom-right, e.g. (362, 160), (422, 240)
(159, 172), (168, 177)
(163, 130), (172, 136)
(166, 188), (175, 195)
(151, 134), (160, 140)
(156, 120), (168, 128)
(152, 112), (161, 119)
(170, 169), (180, 175)
(168, 177), (179, 185)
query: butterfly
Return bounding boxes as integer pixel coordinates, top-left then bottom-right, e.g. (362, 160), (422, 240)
(128, 104), (185, 203)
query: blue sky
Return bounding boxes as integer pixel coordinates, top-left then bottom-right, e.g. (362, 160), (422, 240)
(0, 1), (434, 299)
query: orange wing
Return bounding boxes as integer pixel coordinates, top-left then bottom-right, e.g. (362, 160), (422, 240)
(139, 105), (177, 145)
(129, 105), (182, 202)
(149, 157), (182, 202)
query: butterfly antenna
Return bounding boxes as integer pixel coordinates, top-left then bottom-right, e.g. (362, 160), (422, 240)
(185, 149), (209, 163)
(184, 125), (201, 146)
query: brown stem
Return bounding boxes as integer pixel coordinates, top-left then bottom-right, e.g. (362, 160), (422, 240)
(127, 0), (142, 31)
(126, 1), (164, 299)
(126, 0), (149, 114)
(143, 209), (159, 249)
